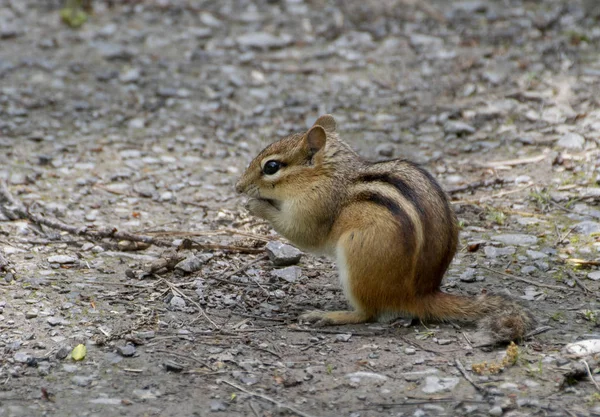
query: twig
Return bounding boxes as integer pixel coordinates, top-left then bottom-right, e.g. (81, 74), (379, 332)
(154, 348), (211, 369)
(524, 326), (552, 339)
(550, 199), (600, 221)
(158, 277), (219, 329)
(398, 335), (450, 355)
(555, 226), (577, 246)
(448, 178), (505, 195)
(565, 270), (592, 294)
(478, 152), (549, 168)
(566, 258), (600, 267)
(479, 265), (570, 291)
(0, 181), (262, 254)
(455, 358), (488, 395)
(287, 325), (385, 337)
(218, 379), (318, 417)
(219, 255), (269, 283)
(581, 359), (600, 392)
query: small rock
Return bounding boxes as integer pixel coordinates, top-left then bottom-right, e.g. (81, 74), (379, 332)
(489, 405), (503, 416)
(404, 348), (416, 355)
(271, 266), (302, 283)
(444, 121), (475, 135)
(437, 339), (453, 345)
(375, 143), (395, 157)
(72, 375), (94, 387)
(210, 400), (227, 412)
(521, 266), (538, 275)
(336, 333), (352, 342)
(236, 32), (293, 49)
(175, 255), (211, 273)
(47, 255), (77, 264)
(484, 246), (516, 258)
(56, 346), (71, 360)
(116, 344), (136, 357)
(526, 250), (547, 259)
(459, 268), (477, 282)
(534, 261), (549, 272)
(265, 241), (303, 266)
(119, 67), (141, 83)
(409, 34), (443, 48)
(164, 360), (184, 372)
(14, 352), (32, 363)
(346, 371), (388, 382)
(574, 221), (600, 235)
(588, 271), (600, 281)
(492, 234), (537, 246)
(169, 296), (186, 308)
(47, 317), (62, 326)
(557, 132), (585, 150)
(422, 376), (460, 393)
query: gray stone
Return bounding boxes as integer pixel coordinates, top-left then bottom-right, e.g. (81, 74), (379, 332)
(119, 67), (141, 83)
(526, 250), (547, 259)
(375, 143), (395, 157)
(444, 121), (475, 135)
(488, 405), (503, 416)
(588, 271), (600, 281)
(14, 352), (32, 363)
(404, 348), (416, 355)
(47, 317), (62, 326)
(47, 255), (77, 264)
(25, 310), (38, 319)
(557, 132), (585, 150)
(116, 344), (136, 357)
(459, 268), (477, 282)
(175, 254), (212, 273)
(484, 246), (516, 258)
(422, 376), (460, 393)
(89, 398), (122, 405)
(72, 375), (94, 387)
(409, 34), (443, 48)
(56, 346), (71, 360)
(271, 266), (302, 283)
(521, 266), (538, 275)
(169, 296), (186, 308)
(336, 333), (352, 342)
(236, 32), (293, 49)
(492, 234), (538, 246)
(534, 261), (549, 272)
(265, 241), (302, 266)
(574, 221), (600, 235)
(210, 400), (227, 412)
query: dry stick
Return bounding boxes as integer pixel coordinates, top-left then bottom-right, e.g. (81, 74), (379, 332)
(581, 359), (600, 392)
(566, 258), (600, 267)
(158, 277), (219, 329)
(555, 225), (577, 246)
(219, 379), (318, 417)
(448, 178), (505, 195)
(455, 358), (488, 396)
(211, 255), (269, 286)
(0, 180), (262, 254)
(478, 152), (549, 168)
(524, 326), (552, 339)
(287, 325), (384, 337)
(479, 265), (570, 292)
(565, 270), (592, 294)
(398, 335), (450, 356)
(550, 199), (600, 221)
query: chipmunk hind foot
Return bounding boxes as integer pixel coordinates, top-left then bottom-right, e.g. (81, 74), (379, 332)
(299, 310), (372, 327)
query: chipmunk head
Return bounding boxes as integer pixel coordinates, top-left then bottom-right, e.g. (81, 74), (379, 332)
(235, 115), (337, 204)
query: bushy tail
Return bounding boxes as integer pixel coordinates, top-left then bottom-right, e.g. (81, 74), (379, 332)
(414, 292), (536, 343)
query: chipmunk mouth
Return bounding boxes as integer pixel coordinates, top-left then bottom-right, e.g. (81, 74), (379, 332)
(257, 197), (281, 210)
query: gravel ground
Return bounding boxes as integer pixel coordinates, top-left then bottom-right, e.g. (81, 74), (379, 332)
(1, 1), (600, 416)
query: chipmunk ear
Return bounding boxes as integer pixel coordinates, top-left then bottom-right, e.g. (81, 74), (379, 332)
(312, 114), (336, 133)
(305, 125), (327, 155)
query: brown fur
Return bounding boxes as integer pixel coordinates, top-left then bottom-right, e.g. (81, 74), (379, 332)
(236, 115), (536, 343)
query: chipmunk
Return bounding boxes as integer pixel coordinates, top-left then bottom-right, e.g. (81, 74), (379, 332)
(235, 115), (536, 343)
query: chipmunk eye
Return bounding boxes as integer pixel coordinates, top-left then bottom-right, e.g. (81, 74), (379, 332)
(263, 160), (281, 175)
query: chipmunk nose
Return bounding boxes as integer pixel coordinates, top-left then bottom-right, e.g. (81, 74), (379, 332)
(235, 180), (244, 194)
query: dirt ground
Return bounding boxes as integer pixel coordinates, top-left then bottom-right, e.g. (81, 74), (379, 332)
(1, 0), (600, 416)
